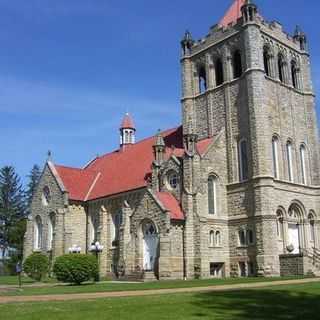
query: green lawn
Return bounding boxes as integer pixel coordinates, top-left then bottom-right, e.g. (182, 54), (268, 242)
(0, 276), (35, 286)
(0, 276), (306, 296)
(1, 282), (320, 320)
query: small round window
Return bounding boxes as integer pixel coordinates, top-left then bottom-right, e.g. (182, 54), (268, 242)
(167, 171), (179, 190)
(42, 186), (51, 206)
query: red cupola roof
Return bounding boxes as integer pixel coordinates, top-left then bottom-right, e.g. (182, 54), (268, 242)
(120, 113), (135, 130)
(219, 0), (245, 27)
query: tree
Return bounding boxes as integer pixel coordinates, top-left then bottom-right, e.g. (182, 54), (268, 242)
(25, 164), (41, 213)
(0, 166), (26, 259)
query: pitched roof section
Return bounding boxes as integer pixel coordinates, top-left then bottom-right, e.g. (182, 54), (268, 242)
(156, 192), (185, 221)
(54, 165), (99, 201)
(53, 126), (214, 201)
(219, 0), (245, 27)
(120, 113), (135, 130)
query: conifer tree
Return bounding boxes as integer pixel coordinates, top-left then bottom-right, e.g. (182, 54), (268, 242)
(25, 164), (41, 213)
(0, 166), (26, 256)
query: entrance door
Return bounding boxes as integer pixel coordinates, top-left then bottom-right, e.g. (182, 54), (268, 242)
(288, 224), (300, 254)
(142, 221), (159, 271)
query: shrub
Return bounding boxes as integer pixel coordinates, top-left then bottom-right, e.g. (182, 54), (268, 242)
(23, 252), (49, 281)
(53, 254), (98, 285)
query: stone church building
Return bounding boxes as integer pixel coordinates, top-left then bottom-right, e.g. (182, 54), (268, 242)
(24, 0), (320, 280)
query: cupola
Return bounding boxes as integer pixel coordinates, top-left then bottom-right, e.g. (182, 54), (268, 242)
(120, 113), (136, 147)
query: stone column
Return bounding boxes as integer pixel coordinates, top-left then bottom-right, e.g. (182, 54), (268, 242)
(53, 208), (65, 258)
(121, 202), (133, 275)
(97, 206), (108, 277)
(159, 235), (171, 280)
(23, 217), (34, 260)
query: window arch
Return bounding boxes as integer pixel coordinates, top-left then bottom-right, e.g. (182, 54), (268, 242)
(42, 186), (51, 206)
(239, 229), (246, 246)
(278, 53), (286, 83)
(263, 46), (272, 77)
(233, 50), (243, 79)
(89, 214), (96, 246)
(209, 231), (214, 247)
(208, 175), (217, 215)
(198, 65), (207, 94)
(286, 141), (294, 182)
(215, 58), (224, 86)
(47, 213), (55, 250)
(308, 212), (316, 243)
(34, 216), (43, 250)
(239, 139), (249, 182)
(272, 136), (279, 179)
(247, 229), (254, 245)
(111, 211), (122, 245)
(276, 210), (284, 239)
(300, 144), (307, 185)
(215, 231), (221, 247)
(291, 60), (299, 89)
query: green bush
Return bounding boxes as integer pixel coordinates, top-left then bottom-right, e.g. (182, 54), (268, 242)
(53, 254), (98, 285)
(23, 252), (49, 281)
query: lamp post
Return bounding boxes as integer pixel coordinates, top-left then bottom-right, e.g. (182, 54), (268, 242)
(90, 241), (103, 282)
(68, 245), (81, 254)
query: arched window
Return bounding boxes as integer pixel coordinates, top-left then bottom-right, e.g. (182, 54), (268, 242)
(239, 139), (249, 182)
(209, 231), (214, 247)
(167, 171), (179, 190)
(215, 58), (224, 86)
(42, 186), (51, 206)
(47, 213), (55, 250)
(239, 229), (246, 246)
(263, 46), (271, 77)
(308, 212), (316, 243)
(233, 50), (243, 79)
(291, 60), (299, 89)
(89, 215), (96, 245)
(247, 229), (254, 245)
(215, 231), (221, 247)
(198, 66), (207, 93)
(34, 216), (42, 250)
(276, 210), (284, 239)
(278, 54), (286, 83)
(286, 141), (293, 182)
(111, 211), (122, 245)
(272, 136), (279, 179)
(300, 144), (307, 185)
(208, 176), (217, 215)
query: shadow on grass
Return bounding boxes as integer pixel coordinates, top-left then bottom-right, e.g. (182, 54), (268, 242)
(192, 287), (320, 319)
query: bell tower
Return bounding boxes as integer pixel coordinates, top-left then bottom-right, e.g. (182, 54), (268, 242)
(120, 113), (136, 147)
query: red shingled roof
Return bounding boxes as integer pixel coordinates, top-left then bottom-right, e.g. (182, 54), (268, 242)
(219, 0), (245, 27)
(121, 113), (135, 129)
(156, 192), (184, 220)
(53, 126), (214, 203)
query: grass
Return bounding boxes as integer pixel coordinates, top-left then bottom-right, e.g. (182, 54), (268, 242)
(0, 276), (307, 296)
(0, 276), (35, 286)
(1, 281), (320, 320)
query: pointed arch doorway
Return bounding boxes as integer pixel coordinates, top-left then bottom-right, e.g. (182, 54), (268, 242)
(142, 220), (159, 273)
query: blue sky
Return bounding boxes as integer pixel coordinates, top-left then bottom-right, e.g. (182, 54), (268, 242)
(0, 0), (319, 184)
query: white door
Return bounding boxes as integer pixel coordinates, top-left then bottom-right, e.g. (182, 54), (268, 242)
(288, 224), (300, 254)
(143, 234), (158, 271)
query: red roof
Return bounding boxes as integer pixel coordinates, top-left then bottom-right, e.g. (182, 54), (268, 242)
(121, 113), (135, 129)
(219, 0), (245, 27)
(156, 192), (184, 221)
(53, 126), (214, 202)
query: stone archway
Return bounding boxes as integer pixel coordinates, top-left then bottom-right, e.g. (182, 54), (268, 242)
(142, 220), (159, 273)
(287, 204), (304, 254)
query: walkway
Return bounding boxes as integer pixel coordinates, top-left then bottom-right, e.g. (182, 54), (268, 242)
(0, 277), (319, 304)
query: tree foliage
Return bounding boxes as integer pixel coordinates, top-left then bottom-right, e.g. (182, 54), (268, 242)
(25, 164), (41, 213)
(0, 166), (26, 255)
(53, 254), (98, 285)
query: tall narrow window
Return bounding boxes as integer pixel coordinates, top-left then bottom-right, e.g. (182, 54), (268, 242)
(47, 214), (55, 250)
(286, 141), (293, 182)
(198, 66), (207, 94)
(215, 58), (224, 86)
(291, 60), (298, 89)
(239, 139), (249, 181)
(300, 144), (307, 185)
(208, 176), (217, 215)
(278, 54), (285, 83)
(276, 211), (284, 240)
(209, 231), (214, 247)
(272, 136), (279, 179)
(239, 230), (246, 246)
(34, 216), (43, 250)
(309, 213), (315, 243)
(215, 231), (221, 246)
(263, 47), (271, 77)
(233, 50), (243, 79)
